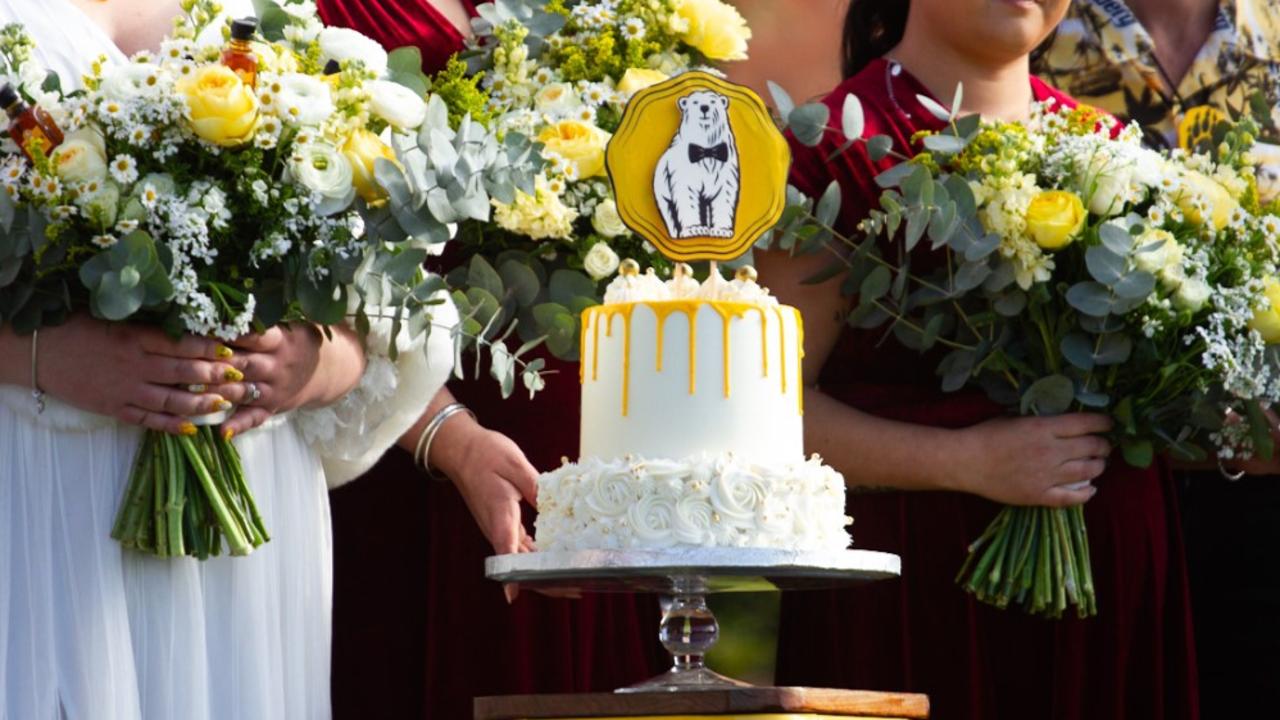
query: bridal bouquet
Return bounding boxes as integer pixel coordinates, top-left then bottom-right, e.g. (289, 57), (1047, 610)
(776, 90), (1280, 617)
(427, 0), (750, 369)
(0, 0), (534, 558)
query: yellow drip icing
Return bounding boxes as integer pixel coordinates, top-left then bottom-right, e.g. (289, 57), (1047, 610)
(578, 313), (589, 384)
(710, 303), (750, 398)
(580, 300), (786, 415)
(793, 306), (805, 415)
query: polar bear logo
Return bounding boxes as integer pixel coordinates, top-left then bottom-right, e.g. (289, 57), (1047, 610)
(653, 90), (740, 239)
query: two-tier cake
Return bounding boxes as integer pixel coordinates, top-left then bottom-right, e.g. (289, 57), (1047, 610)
(534, 261), (851, 552)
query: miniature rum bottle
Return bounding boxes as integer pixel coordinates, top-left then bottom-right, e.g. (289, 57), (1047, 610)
(221, 18), (258, 88)
(1, 83), (63, 163)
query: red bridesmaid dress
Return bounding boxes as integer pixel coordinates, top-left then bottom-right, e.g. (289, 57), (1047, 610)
(773, 58), (1199, 720)
(316, 2), (663, 717)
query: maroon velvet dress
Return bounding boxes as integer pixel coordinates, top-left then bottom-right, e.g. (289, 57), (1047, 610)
(774, 58), (1199, 720)
(317, 2), (663, 717)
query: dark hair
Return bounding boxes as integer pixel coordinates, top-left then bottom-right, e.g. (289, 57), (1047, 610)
(841, 0), (1059, 79)
(841, 0), (909, 79)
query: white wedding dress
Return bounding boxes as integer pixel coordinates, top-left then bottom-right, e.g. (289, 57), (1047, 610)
(0, 2), (457, 719)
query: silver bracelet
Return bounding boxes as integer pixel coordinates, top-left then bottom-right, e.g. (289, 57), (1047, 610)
(414, 402), (476, 479)
(1218, 458), (1246, 482)
(30, 329), (45, 414)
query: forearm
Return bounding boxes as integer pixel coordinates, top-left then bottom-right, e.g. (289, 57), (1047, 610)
(805, 388), (966, 492)
(0, 325), (31, 387)
(394, 386), (483, 477)
(301, 323), (367, 408)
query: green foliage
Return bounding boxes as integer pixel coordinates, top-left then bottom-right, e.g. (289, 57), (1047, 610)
(430, 56), (495, 127)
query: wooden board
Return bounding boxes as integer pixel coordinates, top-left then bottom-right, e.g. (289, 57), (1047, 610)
(474, 687), (929, 719)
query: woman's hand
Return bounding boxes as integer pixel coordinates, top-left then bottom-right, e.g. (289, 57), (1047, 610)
(951, 413), (1113, 507)
(207, 323), (367, 437)
(33, 314), (240, 434)
(432, 422), (539, 557)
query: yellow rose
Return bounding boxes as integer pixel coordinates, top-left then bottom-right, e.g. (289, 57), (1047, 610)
(538, 120), (610, 179)
(342, 128), (396, 203)
(176, 65), (259, 147)
(617, 68), (668, 97)
(1177, 170), (1239, 230)
(1025, 190), (1086, 250)
(676, 0), (752, 61)
(1250, 278), (1280, 343)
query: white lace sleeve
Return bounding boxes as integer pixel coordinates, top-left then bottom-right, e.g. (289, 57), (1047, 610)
(294, 292), (458, 489)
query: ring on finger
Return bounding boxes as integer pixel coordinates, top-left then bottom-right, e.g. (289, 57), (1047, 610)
(245, 381), (262, 404)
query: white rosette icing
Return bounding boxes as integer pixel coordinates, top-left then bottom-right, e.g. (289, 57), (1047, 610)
(727, 276), (779, 306)
(696, 268), (733, 300)
(534, 452), (852, 552)
(666, 273), (701, 298)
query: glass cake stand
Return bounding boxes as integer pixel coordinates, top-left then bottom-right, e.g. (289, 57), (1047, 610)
(485, 548), (900, 693)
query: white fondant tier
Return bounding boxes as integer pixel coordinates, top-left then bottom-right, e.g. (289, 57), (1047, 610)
(534, 453), (852, 552)
(579, 299), (803, 464)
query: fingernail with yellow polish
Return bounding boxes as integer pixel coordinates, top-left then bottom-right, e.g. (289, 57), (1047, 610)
(224, 368), (244, 382)
(223, 428), (236, 442)
(214, 399), (233, 412)
(215, 344), (234, 359)
(178, 422), (197, 437)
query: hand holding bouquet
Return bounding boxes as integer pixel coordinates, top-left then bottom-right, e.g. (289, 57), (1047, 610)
(0, 0), (536, 558)
(773, 87), (1280, 617)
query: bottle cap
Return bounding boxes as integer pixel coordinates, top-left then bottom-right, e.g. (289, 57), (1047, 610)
(230, 17), (257, 41)
(0, 83), (19, 109)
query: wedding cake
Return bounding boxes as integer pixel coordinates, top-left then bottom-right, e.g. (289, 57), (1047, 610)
(534, 261), (851, 552)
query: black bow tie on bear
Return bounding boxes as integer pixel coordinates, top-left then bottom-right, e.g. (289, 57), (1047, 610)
(688, 142), (729, 163)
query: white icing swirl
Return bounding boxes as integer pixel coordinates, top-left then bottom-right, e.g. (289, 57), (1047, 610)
(696, 268), (733, 300)
(534, 452), (852, 552)
(727, 277), (780, 306)
(666, 273), (701, 299)
(602, 269), (671, 304)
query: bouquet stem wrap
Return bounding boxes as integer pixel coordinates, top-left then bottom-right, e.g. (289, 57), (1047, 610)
(111, 424), (269, 559)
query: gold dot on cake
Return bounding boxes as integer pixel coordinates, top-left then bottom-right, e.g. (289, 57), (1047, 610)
(735, 265), (758, 282)
(619, 258), (641, 277)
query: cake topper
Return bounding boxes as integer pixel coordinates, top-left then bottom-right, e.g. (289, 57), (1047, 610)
(606, 71), (790, 263)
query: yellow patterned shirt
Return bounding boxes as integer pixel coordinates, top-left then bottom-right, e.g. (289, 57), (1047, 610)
(1034, 0), (1280, 200)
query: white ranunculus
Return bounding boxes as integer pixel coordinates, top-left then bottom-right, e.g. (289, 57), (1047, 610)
(318, 27), (389, 76)
(1174, 278), (1212, 311)
(583, 241), (621, 280)
(80, 180), (120, 227)
(275, 73), (335, 126)
(99, 63), (164, 101)
(591, 198), (628, 238)
(288, 142), (356, 214)
(1132, 228), (1186, 287)
(367, 80), (427, 130)
(51, 128), (108, 184)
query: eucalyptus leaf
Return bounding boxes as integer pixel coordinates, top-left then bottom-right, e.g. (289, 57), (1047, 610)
(993, 289), (1027, 316)
(922, 133), (967, 153)
(1093, 333), (1133, 365)
(767, 81), (796, 121)
(549, 269), (597, 306)
(1113, 271), (1156, 300)
(860, 266), (891, 303)
(1066, 281), (1113, 317)
(841, 94), (865, 140)
(964, 231), (1000, 261)
(789, 103), (830, 147)
(916, 93), (953, 123)
(867, 135), (893, 161)
(1021, 374), (1075, 416)
(467, 255), (505, 299)
(1085, 245), (1125, 286)
(954, 260), (991, 292)
(815, 181), (841, 228)
(1099, 222), (1134, 255)
(874, 162), (916, 189)
(1061, 333), (1096, 371)
(1122, 439), (1154, 468)
(498, 259), (540, 306)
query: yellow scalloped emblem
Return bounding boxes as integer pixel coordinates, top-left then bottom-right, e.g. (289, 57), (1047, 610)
(606, 71), (790, 263)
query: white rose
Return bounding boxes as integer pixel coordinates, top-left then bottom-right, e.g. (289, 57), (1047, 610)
(367, 80), (427, 130)
(1080, 155), (1135, 217)
(672, 494), (716, 545)
(1174, 278), (1211, 311)
(535, 82), (581, 115)
(581, 467), (636, 518)
(627, 493), (677, 545)
(1132, 228), (1186, 287)
(99, 63), (164, 101)
(80, 180), (120, 227)
(318, 27), (389, 76)
(288, 141), (356, 215)
(275, 73), (335, 126)
(591, 198), (628, 238)
(583, 242), (621, 280)
(51, 129), (108, 184)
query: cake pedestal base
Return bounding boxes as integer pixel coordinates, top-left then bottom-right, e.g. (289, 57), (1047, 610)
(485, 549), (900, 693)
(474, 686), (931, 719)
